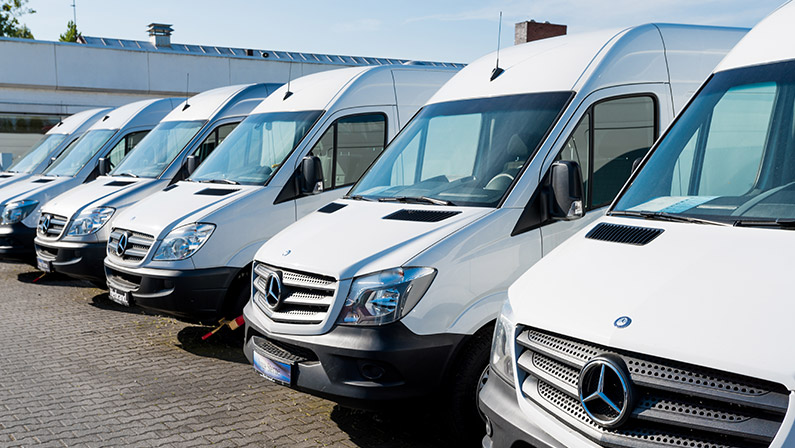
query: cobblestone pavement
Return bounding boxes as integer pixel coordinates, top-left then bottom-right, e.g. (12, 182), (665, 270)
(0, 262), (450, 447)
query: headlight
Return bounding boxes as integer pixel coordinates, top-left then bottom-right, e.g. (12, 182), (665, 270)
(67, 207), (115, 236)
(152, 223), (215, 261)
(1, 199), (38, 225)
(490, 312), (516, 387)
(337, 267), (436, 326)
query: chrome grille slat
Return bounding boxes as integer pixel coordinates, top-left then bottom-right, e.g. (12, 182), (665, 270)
(252, 262), (337, 325)
(37, 213), (69, 238)
(516, 327), (788, 447)
(108, 228), (154, 262)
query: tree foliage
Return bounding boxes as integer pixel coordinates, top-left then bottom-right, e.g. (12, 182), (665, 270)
(59, 20), (78, 42)
(0, 0), (35, 39)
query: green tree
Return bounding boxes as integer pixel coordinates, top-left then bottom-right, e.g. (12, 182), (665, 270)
(0, 0), (35, 39)
(59, 20), (78, 42)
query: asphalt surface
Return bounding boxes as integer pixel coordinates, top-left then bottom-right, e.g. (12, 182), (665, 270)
(0, 261), (450, 447)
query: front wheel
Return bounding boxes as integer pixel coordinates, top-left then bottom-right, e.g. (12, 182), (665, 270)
(443, 330), (492, 447)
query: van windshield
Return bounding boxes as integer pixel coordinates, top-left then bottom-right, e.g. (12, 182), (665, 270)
(7, 133), (67, 173)
(111, 120), (204, 178)
(348, 92), (573, 207)
(614, 60), (795, 227)
(44, 129), (116, 177)
(189, 110), (322, 185)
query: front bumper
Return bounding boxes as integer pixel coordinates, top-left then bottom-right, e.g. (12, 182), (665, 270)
(243, 301), (466, 408)
(0, 223), (36, 259)
(104, 259), (238, 321)
(34, 238), (106, 282)
(479, 373), (566, 448)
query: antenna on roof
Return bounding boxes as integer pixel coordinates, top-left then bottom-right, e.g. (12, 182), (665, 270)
(182, 73), (191, 111)
(283, 62), (294, 100)
(490, 11), (505, 81)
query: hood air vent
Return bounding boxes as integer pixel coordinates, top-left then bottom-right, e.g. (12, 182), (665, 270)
(585, 222), (663, 246)
(32, 178), (54, 184)
(0, 174), (12, 178)
(383, 209), (461, 223)
(318, 203), (346, 214)
(105, 180), (135, 187)
(195, 187), (239, 196)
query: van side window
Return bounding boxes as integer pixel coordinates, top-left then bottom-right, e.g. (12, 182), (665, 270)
(194, 123), (238, 165)
(555, 95), (656, 209)
(106, 131), (148, 170)
(310, 113), (387, 190)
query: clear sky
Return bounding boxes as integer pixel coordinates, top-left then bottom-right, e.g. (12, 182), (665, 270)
(19, 0), (788, 63)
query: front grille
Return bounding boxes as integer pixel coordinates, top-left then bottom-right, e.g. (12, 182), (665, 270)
(108, 228), (155, 262)
(515, 327), (789, 447)
(37, 213), (68, 238)
(252, 262), (337, 325)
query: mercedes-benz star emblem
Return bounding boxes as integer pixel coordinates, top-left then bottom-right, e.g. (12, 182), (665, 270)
(40, 214), (51, 234)
(265, 273), (283, 310)
(578, 355), (634, 429)
(116, 232), (130, 257)
(614, 316), (632, 328)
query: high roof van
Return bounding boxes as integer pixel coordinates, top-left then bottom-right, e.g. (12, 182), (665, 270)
(480, 6), (795, 448)
(103, 65), (458, 318)
(34, 84), (279, 283)
(0, 98), (182, 260)
(0, 108), (110, 189)
(243, 24), (747, 443)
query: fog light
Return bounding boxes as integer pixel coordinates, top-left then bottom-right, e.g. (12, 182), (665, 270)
(360, 362), (385, 380)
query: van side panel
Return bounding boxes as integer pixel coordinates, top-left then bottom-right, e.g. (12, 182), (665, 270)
(391, 69), (457, 129)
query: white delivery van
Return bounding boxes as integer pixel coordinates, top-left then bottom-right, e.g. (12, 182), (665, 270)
(480, 6), (795, 448)
(0, 98), (182, 260)
(0, 108), (110, 189)
(103, 65), (458, 320)
(243, 24), (747, 442)
(33, 84), (279, 284)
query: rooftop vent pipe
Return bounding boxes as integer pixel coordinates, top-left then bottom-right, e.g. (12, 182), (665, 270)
(147, 23), (173, 47)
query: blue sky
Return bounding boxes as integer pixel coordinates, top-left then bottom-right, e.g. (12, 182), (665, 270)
(21, 0), (788, 63)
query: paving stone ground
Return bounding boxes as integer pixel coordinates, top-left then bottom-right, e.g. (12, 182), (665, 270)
(0, 262), (451, 447)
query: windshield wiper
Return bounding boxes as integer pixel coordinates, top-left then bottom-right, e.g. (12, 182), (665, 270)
(200, 179), (239, 185)
(733, 218), (795, 229)
(344, 194), (377, 202)
(610, 210), (731, 226)
(115, 172), (139, 178)
(378, 196), (456, 206)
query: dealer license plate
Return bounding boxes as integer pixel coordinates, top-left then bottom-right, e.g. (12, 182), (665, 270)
(36, 257), (51, 273)
(108, 287), (131, 306)
(252, 350), (292, 386)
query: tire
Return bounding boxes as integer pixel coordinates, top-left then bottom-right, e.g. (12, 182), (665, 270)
(443, 328), (493, 447)
(221, 269), (251, 319)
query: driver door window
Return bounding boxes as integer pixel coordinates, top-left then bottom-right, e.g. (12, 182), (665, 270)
(106, 131), (148, 170)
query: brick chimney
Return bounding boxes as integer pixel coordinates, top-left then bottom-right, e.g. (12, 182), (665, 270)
(515, 20), (567, 45)
(147, 23), (173, 47)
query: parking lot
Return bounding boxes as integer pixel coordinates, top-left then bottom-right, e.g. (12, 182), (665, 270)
(0, 262), (446, 447)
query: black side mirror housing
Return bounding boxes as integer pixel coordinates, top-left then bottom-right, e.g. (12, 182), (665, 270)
(631, 156), (644, 173)
(186, 155), (198, 176)
(549, 161), (584, 220)
(98, 157), (110, 176)
(299, 156), (324, 194)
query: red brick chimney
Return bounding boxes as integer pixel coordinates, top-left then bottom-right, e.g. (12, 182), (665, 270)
(515, 20), (567, 45)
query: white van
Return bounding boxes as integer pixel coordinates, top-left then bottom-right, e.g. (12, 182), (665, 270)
(33, 84), (279, 283)
(481, 4), (795, 448)
(103, 65), (458, 319)
(0, 108), (110, 189)
(242, 24), (747, 442)
(0, 98), (182, 260)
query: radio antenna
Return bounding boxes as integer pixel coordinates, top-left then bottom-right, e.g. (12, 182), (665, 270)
(283, 62), (294, 100)
(182, 73), (191, 110)
(490, 11), (505, 81)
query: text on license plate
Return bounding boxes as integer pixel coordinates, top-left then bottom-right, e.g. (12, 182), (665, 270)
(252, 350), (291, 385)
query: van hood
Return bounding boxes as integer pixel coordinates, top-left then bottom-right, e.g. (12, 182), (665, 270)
(256, 200), (493, 280)
(0, 175), (73, 206)
(111, 181), (259, 238)
(510, 216), (795, 388)
(0, 172), (28, 189)
(42, 176), (157, 219)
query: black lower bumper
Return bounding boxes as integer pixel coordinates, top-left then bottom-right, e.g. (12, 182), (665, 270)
(243, 304), (467, 408)
(478, 373), (565, 448)
(34, 239), (107, 283)
(104, 261), (239, 321)
(0, 223), (36, 260)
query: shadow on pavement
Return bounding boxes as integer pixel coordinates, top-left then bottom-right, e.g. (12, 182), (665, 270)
(175, 325), (248, 365)
(17, 270), (85, 287)
(330, 405), (451, 448)
(89, 292), (157, 317)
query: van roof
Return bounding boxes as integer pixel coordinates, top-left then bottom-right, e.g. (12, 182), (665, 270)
(88, 97), (184, 131)
(714, 2), (794, 72)
(250, 64), (459, 114)
(161, 83), (281, 123)
(46, 107), (110, 135)
(428, 24), (747, 111)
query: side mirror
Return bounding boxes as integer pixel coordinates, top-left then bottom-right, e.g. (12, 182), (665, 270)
(299, 156), (324, 194)
(98, 157), (110, 176)
(186, 155), (199, 176)
(631, 156), (644, 173)
(549, 161), (584, 220)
